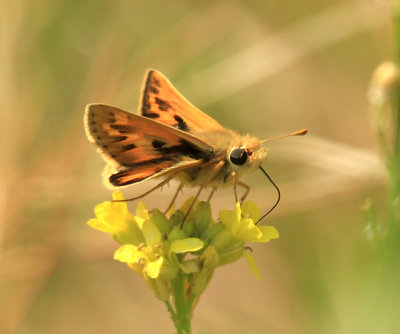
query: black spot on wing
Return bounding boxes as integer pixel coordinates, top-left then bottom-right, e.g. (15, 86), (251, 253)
(155, 97), (171, 111)
(141, 73), (162, 118)
(173, 115), (189, 132)
(178, 140), (210, 160)
(109, 171), (147, 186)
(123, 144), (137, 151)
(141, 72), (153, 116)
(142, 102), (151, 113)
(144, 112), (160, 119)
(151, 138), (213, 161)
(111, 136), (128, 143)
(152, 76), (161, 87)
(150, 86), (159, 94)
(110, 124), (133, 133)
(152, 140), (166, 149)
(123, 157), (172, 168)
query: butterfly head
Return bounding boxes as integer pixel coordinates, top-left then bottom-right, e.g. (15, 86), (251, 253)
(227, 135), (268, 174)
(225, 128), (307, 177)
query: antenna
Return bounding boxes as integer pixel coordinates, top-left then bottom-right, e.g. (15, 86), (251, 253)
(257, 128), (308, 223)
(261, 129), (308, 145)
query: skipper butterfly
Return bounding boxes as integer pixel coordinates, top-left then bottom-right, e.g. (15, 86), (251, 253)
(85, 70), (307, 222)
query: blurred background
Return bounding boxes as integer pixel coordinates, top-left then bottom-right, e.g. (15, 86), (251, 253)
(1, 0), (397, 333)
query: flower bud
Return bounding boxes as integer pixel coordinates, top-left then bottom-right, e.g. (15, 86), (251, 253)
(368, 61), (400, 157)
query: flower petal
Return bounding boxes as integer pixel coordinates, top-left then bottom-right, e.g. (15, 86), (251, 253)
(219, 209), (239, 233)
(136, 201), (150, 220)
(110, 191), (129, 217)
(114, 245), (141, 263)
(257, 226), (279, 242)
(145, 257), (164, 278)
(243, 250), (261, 279)
(170, 238), (204, 253)
(112, 190), (125, 202)
(93, 193), (128, 232)
(87, 218), (118, 234)
(237, 218), (263, 242)
(241, 201), (260, 222)
(128, 262), (144, 276)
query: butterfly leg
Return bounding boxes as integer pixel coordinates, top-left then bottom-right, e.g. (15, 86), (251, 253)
(237, 181), (251, 203)
(164, 182), (184, 214)
(180, 186), (204, 228)
(207, 187), (217, 202)
(232, 172), (239, 203)
(180, 161), (225, 228)
(113, 174), (177, 202)
(179, 187), (204, 229)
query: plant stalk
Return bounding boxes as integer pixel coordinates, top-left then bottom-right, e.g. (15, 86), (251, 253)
(170, 272), (192, 334)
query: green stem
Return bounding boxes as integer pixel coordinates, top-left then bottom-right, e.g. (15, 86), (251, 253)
(165, 300), (177, 323)
(171, 272), (192, 334)
(388, 161), (400, 235)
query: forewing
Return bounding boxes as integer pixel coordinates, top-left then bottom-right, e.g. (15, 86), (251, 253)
(85, 104), (214, 186)
(140, 69), (223, 132)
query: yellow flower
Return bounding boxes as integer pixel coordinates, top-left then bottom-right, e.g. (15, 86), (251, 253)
(87, 192), (279, 301)
(216, 201), (279, 278)
(87, 191), (129, 234)
(103, 196), (205, 282)
(219, 201), (279, 243)
(114, 244), (164, 279)
(87, 191), (145, 245)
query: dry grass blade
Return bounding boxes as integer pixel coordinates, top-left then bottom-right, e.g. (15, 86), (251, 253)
(181, 1), (388, 106)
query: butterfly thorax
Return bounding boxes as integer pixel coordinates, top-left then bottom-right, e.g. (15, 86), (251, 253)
(174, 128), (268, 188)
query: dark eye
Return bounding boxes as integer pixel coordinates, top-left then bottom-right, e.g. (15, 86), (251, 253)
(230, 148), (248, 165)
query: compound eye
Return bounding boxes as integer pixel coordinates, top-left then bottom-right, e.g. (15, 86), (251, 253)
(230, 148), (248, 165)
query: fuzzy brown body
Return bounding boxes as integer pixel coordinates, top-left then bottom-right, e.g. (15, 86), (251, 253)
(174, 128), (267, 188)
(84, 70), (268, 192)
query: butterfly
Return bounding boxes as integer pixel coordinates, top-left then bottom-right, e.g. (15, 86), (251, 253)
(84, 69), (307, 223)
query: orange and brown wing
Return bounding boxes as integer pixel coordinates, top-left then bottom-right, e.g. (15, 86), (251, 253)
(140, 69), (223, 132)
(85, 104), (214, 186)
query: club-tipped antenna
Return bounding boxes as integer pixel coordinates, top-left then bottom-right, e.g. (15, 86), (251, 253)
(257, 166), (280, 224)
(256, 129), (307, 223)
(261, 129), (308, 145)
